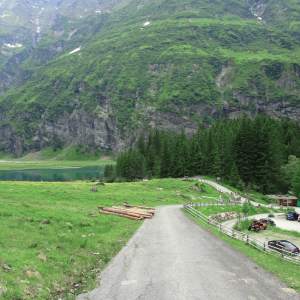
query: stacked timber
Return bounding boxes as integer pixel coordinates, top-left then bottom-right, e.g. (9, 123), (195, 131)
(98, 205), (155, 220)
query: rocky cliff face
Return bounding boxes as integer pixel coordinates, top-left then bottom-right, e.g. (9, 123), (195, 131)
(1, 0), (300, 157)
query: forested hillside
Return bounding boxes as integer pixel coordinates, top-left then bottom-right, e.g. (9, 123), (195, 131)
(1, 0), (300, 157)
(116, 115), (300, 193)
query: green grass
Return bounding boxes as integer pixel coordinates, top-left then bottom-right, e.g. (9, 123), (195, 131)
(202, 176), (273, 205)
(0, 179), (211, 299)
(194, 204), (271, 218)
(233, 219), (256, 231)
(0, 146), (115, 171)
(183, 210), (300, 293)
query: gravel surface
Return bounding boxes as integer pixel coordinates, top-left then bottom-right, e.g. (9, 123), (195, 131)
(77, 205), (299, 300)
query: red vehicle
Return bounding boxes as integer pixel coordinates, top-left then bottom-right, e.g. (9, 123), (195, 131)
(248, 220), (267, 232)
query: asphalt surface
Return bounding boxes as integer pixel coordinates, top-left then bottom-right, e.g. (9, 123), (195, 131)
(77, 205), (299, 300)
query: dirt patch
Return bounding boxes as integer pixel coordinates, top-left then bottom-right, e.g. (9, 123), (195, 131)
(23, 152), (40, 158)
(99, 156), (110, 161)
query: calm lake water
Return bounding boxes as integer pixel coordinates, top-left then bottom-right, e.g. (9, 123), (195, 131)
(0, 166), (105, 182)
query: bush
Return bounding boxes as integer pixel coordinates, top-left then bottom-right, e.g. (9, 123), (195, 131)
(233, 219), (256, 231)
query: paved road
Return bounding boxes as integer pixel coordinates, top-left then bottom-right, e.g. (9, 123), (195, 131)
(77, 205), (299, 300)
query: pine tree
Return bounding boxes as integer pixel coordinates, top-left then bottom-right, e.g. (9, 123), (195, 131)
(137, 133), (146, 156)
(160, 140), (171, 178)
(292, 166), (300, 199)
(229, 163), (240, 187)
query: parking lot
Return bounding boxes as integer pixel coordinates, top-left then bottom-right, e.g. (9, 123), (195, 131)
(224, 213), (300, 248)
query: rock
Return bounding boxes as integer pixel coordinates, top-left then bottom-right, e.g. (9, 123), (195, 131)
(92, 252), (100, 255)
(155, 188), (163, 191)
(29, 242), (37, 248)
(0, 286), (7, 295)
(88, 233), (95, 237)
(177, 193), (180, 196)
(3, 264), (12, 271)
(96, 182), (105, 186)
(61, 287), (66, 292)
(20, 280), (30, 284)
(193, 186), (202, 192)
(74, 284), (79, 288)
(90, 187), (98, 192)
(66, 222), (73, 227)
(89, 212), (98, 217)
(37, 253), (47, 262)
(81, 235), (86, 238)
(56, 245), (61, 248)
(40, 219), (50, 224)
(44, 247), (51, 252)
(27, 270), (43, 279)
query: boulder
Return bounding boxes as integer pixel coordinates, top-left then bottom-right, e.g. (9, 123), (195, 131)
(90, 187), (98, 192)
(66, 222), (73, 227)
(40, 219), (50, 224)
(155, 188), (163, 191)
(96, 182), (105, 186)
(2, 264), (12, 271)
(193, 186), (202, 192)
(37, 253), (47, 262)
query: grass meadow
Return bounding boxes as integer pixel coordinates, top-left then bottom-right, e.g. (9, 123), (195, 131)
(0, 178), (211, 299)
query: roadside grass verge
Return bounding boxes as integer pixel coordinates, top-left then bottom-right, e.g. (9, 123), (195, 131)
(182, 209), (300, 293)
(193, 204), (271, 218)
(0, 179), (213, 299)
(233, 219), (256, 231)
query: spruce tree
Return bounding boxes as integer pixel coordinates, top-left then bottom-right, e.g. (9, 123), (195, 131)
(292, 166), (300, 199)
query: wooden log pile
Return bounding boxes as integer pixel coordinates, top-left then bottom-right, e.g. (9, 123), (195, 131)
(98, 205), (155, 220)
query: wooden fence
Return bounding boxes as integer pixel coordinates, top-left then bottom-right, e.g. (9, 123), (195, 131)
(183, 203), (300, 266)
(187, 201), (239, 207)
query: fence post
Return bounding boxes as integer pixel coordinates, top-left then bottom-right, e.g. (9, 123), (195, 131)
(264, 243), (265, 252)
(219, 223), (221, 232)
(208, 218), (210, 226)
(232, 229), (234, 238)
(247, 234), (249, 244)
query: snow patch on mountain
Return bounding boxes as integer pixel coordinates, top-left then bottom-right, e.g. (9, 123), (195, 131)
(69, 46), (81, 54)
(4, 43), (22, 48)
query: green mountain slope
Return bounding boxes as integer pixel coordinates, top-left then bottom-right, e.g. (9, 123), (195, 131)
(1, 0), (300, 157)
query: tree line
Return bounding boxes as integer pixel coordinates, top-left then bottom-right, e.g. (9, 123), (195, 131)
(108, 114), (300, 194)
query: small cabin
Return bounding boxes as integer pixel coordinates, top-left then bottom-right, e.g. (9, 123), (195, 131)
(267, 195), (298, 207)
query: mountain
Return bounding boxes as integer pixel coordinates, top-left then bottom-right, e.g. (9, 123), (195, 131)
(1, 0), (300, 157)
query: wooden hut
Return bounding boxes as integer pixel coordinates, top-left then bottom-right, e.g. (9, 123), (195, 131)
(267, 195), (298, 207)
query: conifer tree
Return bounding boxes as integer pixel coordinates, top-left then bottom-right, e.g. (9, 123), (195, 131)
(292, 166), (300, 199)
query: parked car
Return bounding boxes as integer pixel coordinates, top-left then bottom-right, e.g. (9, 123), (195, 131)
(268, 240), (299, 255)
(260, 218), (276, 227)
(286, 212), (299, 221)
(248, 220), (267, 232)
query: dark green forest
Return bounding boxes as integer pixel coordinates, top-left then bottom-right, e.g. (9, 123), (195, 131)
(114, 114), (300, 194)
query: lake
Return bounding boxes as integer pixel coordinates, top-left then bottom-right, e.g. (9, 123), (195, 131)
(0, 166), (105, 182)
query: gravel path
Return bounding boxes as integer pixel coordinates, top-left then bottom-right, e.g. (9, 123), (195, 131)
(76, 205), (299, 300)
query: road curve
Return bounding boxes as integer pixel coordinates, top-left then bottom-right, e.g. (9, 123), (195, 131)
(77, 205), (299, 300)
